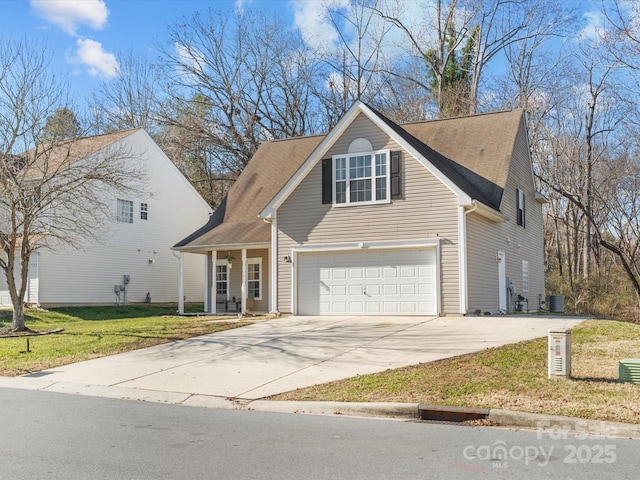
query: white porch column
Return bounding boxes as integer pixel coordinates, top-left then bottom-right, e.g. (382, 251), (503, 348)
(177, 252), (184, 314)
(269, 218), (278, 314)
(241, 248), (247, 316)
(209, 250), (218, 315)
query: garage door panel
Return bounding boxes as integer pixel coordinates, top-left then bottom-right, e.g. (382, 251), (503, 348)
(382, 267), (397, 278)
(366, 302), (381, 313)
(349, 268), (363, 279)
(400, 284), (416, 295)
(400, 302), (417, 313)
(349, 285), (363, 295)
(366, 284), (380, 295)
(333, 285), (347, 295)
(298, 248), (438, 315)
(400, 266), (417, 278)
(348, 301), (364, 313)
(365, 268), (380, 278)
(333, 268), (347, 279)
(382, 284), (398, 295)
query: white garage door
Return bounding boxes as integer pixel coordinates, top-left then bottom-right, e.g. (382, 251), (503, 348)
(297, 248), (437, 315)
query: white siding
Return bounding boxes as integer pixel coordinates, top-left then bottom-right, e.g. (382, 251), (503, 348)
(0, 130), (211, 306)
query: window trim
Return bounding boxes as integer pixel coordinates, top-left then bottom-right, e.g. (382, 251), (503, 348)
(116, 199), (133, 223)
(246, 258), (262, 300)
(332, 149), (391, 207)
(140, 202), (148, 220)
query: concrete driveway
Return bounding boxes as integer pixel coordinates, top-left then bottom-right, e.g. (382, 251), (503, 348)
(4, 315), (584, 405)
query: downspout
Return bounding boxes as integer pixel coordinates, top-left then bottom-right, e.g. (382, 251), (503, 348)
(459, 201), (478, 315)
(171, 250), (184, 314)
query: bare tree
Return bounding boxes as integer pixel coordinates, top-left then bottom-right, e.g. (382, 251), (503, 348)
(158, 9), (321, 181)
(314, 0), (394, 126)
(0, 39), (144, 331)
(373, 0), (470, 117)
(88, 51), (160, 133)
(374, 0), (570, 117)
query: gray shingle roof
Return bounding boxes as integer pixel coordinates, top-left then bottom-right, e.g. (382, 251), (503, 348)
(175, 107), (524, 250)
(175, 135), (324, 249)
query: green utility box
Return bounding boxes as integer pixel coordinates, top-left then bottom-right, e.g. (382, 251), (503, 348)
(619, 359), (640, 384)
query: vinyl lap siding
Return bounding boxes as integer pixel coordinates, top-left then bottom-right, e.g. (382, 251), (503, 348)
(36, 131), (210, 306)
(466, 119), (544, 313)
(277, 112), (460, 314)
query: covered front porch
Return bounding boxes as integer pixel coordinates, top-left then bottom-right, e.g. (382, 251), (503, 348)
(173, 244), (271, 316)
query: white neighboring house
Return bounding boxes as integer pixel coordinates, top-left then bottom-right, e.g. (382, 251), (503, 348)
(0, 129), (212, 307)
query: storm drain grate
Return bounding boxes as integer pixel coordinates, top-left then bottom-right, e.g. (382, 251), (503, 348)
(418, 404), (490, 422)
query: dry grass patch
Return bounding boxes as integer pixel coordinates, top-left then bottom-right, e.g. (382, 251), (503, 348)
(271, 319), (640, 424)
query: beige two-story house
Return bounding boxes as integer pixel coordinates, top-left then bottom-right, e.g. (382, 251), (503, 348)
(173, 101), (545, 316)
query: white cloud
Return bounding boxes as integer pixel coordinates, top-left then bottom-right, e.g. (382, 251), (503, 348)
(235, 0), (252, 15)
(290, 0), (349, 50)
(31, 0), (108, 35)
(72, 38), (119, 78)
(578, 10), (605, 42)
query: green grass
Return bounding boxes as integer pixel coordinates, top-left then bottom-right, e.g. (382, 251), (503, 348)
(271, 319), (640, 424)
(0, 305), (259, 376)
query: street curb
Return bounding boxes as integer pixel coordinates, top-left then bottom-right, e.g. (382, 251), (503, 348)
(244, 400), (640, 439)
(2, 376), (639, 438)
(246, 400), (421, 419)
(487, 408), (640, 439)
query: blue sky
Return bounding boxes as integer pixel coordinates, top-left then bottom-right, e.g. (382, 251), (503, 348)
(0, 0), (607, 109)
(0, 0), (296, 103)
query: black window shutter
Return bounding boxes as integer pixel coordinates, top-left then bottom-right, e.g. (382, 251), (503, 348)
(321, 158), (332, 204)
(390, 151), (402, 199)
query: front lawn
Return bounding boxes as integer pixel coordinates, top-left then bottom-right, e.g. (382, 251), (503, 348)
(0, 305), (260, 376)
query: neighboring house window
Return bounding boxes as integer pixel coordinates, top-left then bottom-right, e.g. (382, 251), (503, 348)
(517, 189), (526, 227)
(117, 199), (133, 223)
(522, 260), (529, 293)
(247, 258), (262, 300)
(216, 263), (228, 295)
(140, 203), (148, 220)
(333, 150), (391, 205)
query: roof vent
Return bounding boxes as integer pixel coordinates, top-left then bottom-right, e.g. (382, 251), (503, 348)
(348, 138), (372, 153)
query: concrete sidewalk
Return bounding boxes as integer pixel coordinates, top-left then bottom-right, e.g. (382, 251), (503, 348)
(1, 315), (583, 403)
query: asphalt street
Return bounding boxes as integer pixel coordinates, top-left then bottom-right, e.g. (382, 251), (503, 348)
(1, 388), (636, 480)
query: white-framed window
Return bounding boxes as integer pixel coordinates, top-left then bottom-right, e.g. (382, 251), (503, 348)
(517, 189), (526, 227)
(140, 202), (148, 220)
(216, 261), (229, 296)
(247, 258), (262, 300)
(522, 260), (529, 293)
(117, 199), (133, 223)
(333, 149), (390, 206)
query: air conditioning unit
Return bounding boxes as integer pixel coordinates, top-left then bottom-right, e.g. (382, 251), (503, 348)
(548, 328), (571, 379)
